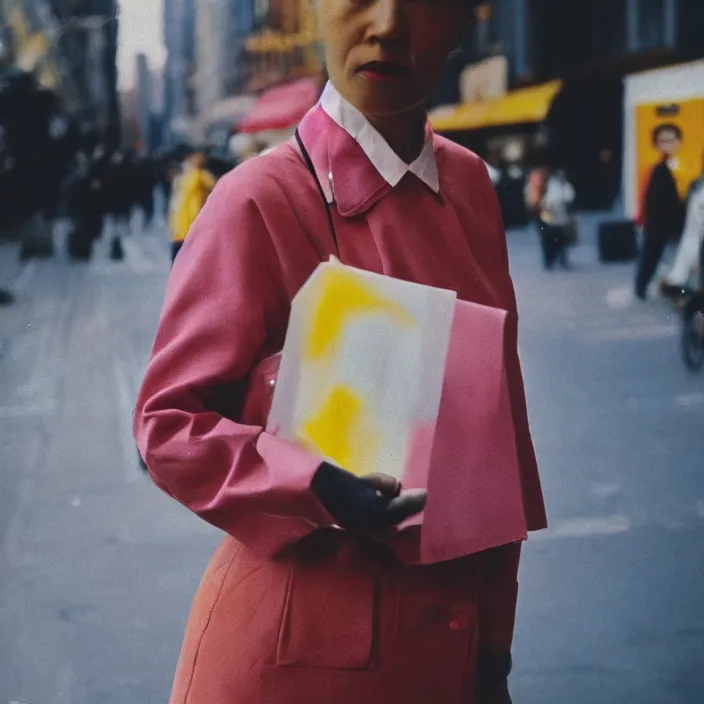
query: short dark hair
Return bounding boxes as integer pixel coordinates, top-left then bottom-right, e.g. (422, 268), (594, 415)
(652, 123), (682, 144)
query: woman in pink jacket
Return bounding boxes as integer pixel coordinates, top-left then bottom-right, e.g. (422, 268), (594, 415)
(134, 1), (547, 702)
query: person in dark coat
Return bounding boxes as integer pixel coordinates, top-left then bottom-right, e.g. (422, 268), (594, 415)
(66, 153), (104, 260)
(101, 151), (137, 260)
(635, 124), (687, 300)
(103, 152), (136, 231)
(159, 158), (180, 218)
(136, 156), (157, 230)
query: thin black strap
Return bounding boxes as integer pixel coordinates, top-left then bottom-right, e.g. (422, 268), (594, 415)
(295, 128), (339, 255)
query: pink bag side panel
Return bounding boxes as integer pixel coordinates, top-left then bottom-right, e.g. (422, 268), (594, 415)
(420, 300), (528, 564)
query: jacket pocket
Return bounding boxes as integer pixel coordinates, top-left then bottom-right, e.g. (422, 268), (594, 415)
(276, 540), (378, 670)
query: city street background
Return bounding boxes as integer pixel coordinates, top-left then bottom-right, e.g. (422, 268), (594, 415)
(1, 214), (702, 704)
(1, 0), (703, 702)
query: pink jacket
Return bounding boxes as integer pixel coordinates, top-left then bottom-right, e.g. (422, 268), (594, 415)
(133, 105), (546, 562)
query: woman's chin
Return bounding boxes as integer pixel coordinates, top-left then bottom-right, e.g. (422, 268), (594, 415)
(345, 80), (424, 119)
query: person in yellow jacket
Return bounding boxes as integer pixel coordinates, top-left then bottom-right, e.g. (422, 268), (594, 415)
(169, 149), (216, 262)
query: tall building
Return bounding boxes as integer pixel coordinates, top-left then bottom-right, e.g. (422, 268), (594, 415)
(431, 0), (704, 211)
(163, 0), (197, 143)
(194, 0), (257, 144)
(124, 52), (164, 154)
(52, 0), (120, 146)
(0, 0), (120, 148)
(453, 0), (704, 90)
(135, 52), (151, 152)
(195, 0), (255, 119)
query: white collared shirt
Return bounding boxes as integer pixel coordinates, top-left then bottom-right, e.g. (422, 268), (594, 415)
(320, 82), (440, 193)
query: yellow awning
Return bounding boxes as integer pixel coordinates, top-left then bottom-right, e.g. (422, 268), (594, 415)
(430, 80), (563, 133)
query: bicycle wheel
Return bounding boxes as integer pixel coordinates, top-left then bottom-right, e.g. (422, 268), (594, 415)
(682, 304), (704, 371)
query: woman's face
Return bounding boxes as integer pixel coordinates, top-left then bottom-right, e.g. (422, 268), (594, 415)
(318, 0), (467, 119)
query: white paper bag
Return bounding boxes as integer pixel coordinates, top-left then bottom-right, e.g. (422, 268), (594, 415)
(268, 259), (456, 480)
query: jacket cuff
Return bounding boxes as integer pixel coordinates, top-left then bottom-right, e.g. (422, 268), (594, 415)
(256, 432), (335, 527)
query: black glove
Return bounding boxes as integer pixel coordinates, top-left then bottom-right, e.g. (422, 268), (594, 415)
(312, 462), (427, 535)
(477, 652), (513, 704)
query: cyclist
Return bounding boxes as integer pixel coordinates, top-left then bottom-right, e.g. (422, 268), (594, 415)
(660, 153), (704, 300)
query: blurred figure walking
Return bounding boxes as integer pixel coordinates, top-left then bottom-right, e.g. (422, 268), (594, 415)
(538, 168), (576, 270)
(635, 124), (686, 299)
(525, 164), (548, 256)
(66, 152), (104, 261)
(103, 151), (136, 260)
(136, 156), (157, 231)
(169, 148), (215, 264)
(159, 158), (180, 219)
(660, 154), (704, 299)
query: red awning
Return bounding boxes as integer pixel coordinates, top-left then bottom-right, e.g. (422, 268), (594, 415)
(238, 77), (321, 134)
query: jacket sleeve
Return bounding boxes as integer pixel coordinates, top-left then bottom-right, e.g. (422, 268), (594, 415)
(133, 171), (334, 557)
(476, 543), (521, 704)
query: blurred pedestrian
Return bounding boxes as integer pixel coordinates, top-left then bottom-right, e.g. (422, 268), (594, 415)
(66, 152), (104, 260)
(159, 159), (179, 218)
(660, 153), (704, 299)
(525, 164), (548, 224)
(136, 156), (157, 231)
(134, 2), (545, 703)
(205, 150), (236, 180)
(101, 151), (135, 260)
(538, 168), (576, 270)
(169, 148), (215, 263)
(165, 165), (183, 239)
(501, 142), (529, 229)
(635, 124), (686, 300)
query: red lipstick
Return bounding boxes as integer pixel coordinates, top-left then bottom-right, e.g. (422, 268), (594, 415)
(357, 61), (409, 82)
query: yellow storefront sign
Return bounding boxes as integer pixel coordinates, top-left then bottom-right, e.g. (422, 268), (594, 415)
(635, 98), (704, 202)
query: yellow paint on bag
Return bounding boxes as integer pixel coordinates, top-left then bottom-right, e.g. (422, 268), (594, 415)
(299, 266), (415, 473)
(301, 385), (381, 475)
(306, 267), (415, 359)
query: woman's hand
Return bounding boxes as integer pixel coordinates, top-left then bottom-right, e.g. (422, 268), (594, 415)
(312, 462), (427, 535)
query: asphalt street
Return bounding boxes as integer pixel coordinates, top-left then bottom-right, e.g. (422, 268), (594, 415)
(0, 213), (703, 704)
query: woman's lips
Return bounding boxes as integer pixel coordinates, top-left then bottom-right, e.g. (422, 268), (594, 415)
(357, 61), (409, 82)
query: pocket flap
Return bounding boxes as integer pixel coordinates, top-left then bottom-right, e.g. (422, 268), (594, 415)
(276, 551), (376, 670)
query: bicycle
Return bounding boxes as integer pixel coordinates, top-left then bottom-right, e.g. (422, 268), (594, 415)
(660, 281), (704, 372)
(682, 291), (704, 372)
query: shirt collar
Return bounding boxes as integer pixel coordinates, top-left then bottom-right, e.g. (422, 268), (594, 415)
(320, 82), (440, 194)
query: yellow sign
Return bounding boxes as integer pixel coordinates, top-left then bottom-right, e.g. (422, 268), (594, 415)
(635, 98), (704, 202)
